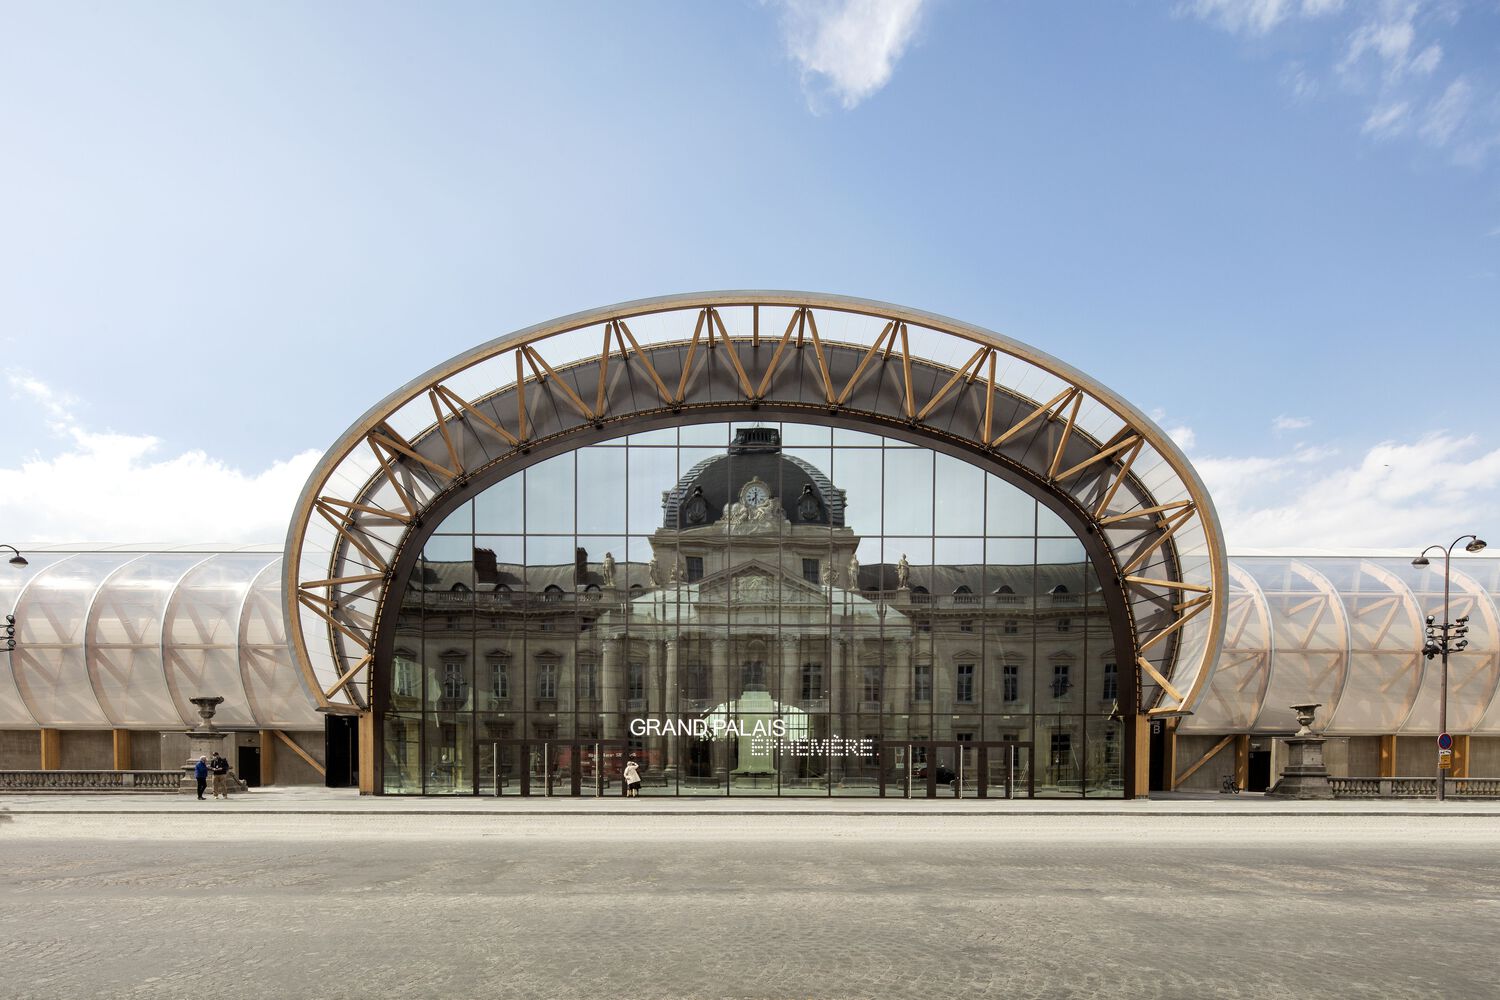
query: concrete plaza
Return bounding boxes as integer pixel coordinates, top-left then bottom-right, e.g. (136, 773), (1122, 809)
(2, 792), (1497, 999)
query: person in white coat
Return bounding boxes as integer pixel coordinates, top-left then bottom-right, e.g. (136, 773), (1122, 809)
(622, 758), (642, 798)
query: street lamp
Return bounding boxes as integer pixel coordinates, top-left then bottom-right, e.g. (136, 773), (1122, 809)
(1412, 534), (1487, 801)
(2, 545), (25, 653)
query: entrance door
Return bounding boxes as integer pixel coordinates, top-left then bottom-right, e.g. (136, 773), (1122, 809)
(488, 739), (630, 796)
(878, 740), (1032, 798)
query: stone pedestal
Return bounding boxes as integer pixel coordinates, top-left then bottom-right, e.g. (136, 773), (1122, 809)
(178, 695), (250, 795)
(1266, 736), (1335, 799)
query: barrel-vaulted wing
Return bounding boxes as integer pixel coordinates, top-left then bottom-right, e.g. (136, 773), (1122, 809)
(0, 545), (317, 729)
(283, 292), (1228, 719)
(1182, 555), (1500, 734)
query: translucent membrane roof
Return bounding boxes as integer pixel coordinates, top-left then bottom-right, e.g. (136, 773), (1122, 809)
(283, 292), (1228, 720)
(0, 549), (318, 730)
(1183, 555), (1500, 735)
(4, 552), (1491, 733)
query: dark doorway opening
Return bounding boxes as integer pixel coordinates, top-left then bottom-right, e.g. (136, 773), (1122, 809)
(237, 746), (261, 787)
(1247, 748), (1271, 792)
(1148, 720), (1169, 791)
(325, 715), (359, 788)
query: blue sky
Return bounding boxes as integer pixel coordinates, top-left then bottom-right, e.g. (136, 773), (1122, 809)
(2, 1), (1498, 549)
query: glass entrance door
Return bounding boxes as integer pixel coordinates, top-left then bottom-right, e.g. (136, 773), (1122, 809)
(878, 740), (1033, 798)
(489, 739), (629, 796)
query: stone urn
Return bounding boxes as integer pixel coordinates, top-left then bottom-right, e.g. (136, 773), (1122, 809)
(1267, 702), (1334, 799)
(1290, 703), (1321, 737)
(189, 695), (225, 732)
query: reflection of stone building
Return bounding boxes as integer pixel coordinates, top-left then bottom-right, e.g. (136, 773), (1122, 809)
(386, 428), (1119, 796)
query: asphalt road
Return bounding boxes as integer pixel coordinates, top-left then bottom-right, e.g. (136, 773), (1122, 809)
(1, 813), (1496, 999)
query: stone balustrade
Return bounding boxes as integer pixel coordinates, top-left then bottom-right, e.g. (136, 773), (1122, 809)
(0, 770), (183, 792)
(1329, 776), (1498, 799)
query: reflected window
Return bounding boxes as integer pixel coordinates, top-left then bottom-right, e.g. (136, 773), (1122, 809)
(1051, 664), (1071, 698)
(913, 664), (932, 703)
(742, 660), (766, 690)
(394, 654), (419, 698)
(686, 663), (709, 700)
(579, 662), (597, 699)
(802, 558), (820, 585)
(686, 556), (704, 582)
(956, 663), (975, 703)
(537, 662), (557, 700)
(628, 662), (645, 701)
(1003, 665), (1018, 702)
(489, 658), (509, 700)
(862, 666), (881, 702)
(1056, 618), (1071, 633)
(1003, 620), (1019, 635)
(1102, 662), (1117, 702)
(441, 657), (467, 701)
(801, 662), (823, 700)
(1050, 732), (1073, 781)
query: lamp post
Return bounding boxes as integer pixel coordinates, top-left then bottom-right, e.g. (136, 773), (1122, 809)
(3, 545), (25, 653)
(1412, 534), (1487, 801)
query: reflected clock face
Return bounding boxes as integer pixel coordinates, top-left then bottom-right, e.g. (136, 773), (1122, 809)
(743, 483), (769, 507)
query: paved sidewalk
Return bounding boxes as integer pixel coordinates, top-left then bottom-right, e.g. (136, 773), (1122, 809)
(4, 785), (1500, 815)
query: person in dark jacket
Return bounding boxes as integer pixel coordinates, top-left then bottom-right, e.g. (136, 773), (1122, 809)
(209, 752), (230, 798)
(193, 756), (209, 800)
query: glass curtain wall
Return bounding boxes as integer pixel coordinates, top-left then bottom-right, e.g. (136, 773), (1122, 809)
(381, 422), (1122, 797)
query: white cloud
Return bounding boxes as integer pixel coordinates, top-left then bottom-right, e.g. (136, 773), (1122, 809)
(1198, 431), (1500, 549)
(1190, 0), (1497, 165)
(1340, 11), (1417, 80)
(1180, 0), (1342, 36)
(1419, 77), (1471, 146)
(773, 0), (927, 111)
(1409, 42), (1442, 75)
(1167, 425), (1197, 450)
(3, 374), (320, 544)
(1273, 415), (1313, 431)
(1280, 63), (1320, 102)
(1362, 100), (1411, 138)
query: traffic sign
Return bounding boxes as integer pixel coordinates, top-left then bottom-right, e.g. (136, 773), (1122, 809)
(1439, 749), (1453, 770)
(1438, 732), (1453, 751)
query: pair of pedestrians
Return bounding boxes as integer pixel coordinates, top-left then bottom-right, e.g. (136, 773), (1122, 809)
(193, 752), (232, 800)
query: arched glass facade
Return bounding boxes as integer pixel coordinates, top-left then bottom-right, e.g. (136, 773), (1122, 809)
(380, 422), (1126, 797)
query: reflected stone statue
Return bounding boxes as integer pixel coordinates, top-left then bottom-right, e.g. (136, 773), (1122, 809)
(848, 554), (860, 588)
(796, 485), (821, 522)
(648, 556), (661, 587)
(601, 552), (615, 589)
(897, 553), (910, 590)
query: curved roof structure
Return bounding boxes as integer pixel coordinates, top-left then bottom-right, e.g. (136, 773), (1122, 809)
(283, 292), (1229, 721)
(1183, 555), (1500, 735)
(0, 549), (318, 730)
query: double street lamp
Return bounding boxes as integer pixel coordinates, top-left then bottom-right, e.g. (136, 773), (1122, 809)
(1412, 534), (1487, 802)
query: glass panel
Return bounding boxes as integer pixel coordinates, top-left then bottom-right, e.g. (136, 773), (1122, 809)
(525, 454), (575, 534)
(577, 446), (627, 534)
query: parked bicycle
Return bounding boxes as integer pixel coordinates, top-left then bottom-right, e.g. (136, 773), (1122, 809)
(1220, 773), (1241, 794)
